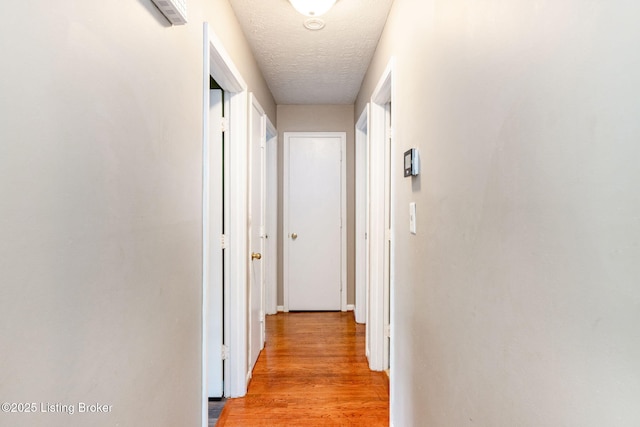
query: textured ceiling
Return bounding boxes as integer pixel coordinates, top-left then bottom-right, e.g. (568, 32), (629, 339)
(229, 0), (394, 105)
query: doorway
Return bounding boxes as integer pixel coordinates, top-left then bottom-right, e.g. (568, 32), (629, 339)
(205, 85), (225, 399)
(355, 104), (370, 327)
(283, 132), (347, 312)
(203, 23), (251, 427)
(264, 121), (278, 316)
(248, 93), (266, 374)
(368, 59), (394, 375)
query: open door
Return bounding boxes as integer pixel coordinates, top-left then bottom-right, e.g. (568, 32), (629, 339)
(204, 25), (252, 426)
(248, 94), (266, 373)
(264, 120), (278, 315)
(206, 88), (224, 397)
(368, 59), (394, 373)
(355, 104), (370, 325)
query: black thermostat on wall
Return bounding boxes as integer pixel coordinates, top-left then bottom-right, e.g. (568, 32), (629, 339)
(404, 148), (419, 177)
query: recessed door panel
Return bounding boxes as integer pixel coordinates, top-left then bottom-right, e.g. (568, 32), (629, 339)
(249, 96), (265, 372)
(207, 89), (223, 398)
(286, 133), (343, 311)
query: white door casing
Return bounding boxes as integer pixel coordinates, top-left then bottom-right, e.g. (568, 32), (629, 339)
(368, 58), (394, 374)
(265, 120), (278, 315)
(383, 102), (392, 371)
(355, 104), (370, 325)
(249, 93), (266, 375)
(283, 132), (347, 312)
(205, 88), (224, 398)
(367, 57), (396, 425)
(203, 25), (249, 427)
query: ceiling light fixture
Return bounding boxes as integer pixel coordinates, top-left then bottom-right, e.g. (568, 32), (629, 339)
(289, 0), (337, 17)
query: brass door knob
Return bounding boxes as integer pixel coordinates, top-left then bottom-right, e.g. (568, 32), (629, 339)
(251, 252), (262, 260)
(291, 233), (298, 240)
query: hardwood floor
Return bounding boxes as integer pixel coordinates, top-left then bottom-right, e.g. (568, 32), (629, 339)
(216, 312), (389, 426)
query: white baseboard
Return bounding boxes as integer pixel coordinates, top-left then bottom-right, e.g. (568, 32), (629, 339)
(277, 305), (351, 312)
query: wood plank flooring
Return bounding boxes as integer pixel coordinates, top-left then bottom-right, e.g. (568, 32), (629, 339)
(216, 312), (389, 426)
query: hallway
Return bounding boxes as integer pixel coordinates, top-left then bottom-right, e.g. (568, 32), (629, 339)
(216, 312), (389, 426)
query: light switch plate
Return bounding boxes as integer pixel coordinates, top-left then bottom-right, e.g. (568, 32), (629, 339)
(409, 202), (417, 234)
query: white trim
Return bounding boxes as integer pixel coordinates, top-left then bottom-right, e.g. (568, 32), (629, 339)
(204, 88), (224, 399)
(368, 57), (396, 426)
(201, 27), (209, 427)
(226, 89), (249, 398)
(340, 131), (348, 313)
(207, 27), (245, 92)
(283, 132), (347, 312)
(277, 305), (285, 312)
(371, 59), (394, 105)
(355, 104), (370, 325)
(368, 101), (385, 371)
(265, 119), (278, 315)
(203, 24), (249, 412)
(346, 304), (355, 311)
(248, 93), (267, 375)
(282, 132), (290, 313)
(368, 58), (395, 373)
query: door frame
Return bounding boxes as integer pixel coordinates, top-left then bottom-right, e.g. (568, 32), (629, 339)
(205, 88), (224, 399)
(355, 104), (370, 325)
(264, 119), (278, 315)
(248, 92), (266, 377)
(368, 58), (395, 374)
(202, 23), (249, 427)
(283, 131), (347, 312)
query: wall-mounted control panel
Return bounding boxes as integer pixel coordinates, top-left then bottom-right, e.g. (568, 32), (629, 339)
(404, 148), (420, 177)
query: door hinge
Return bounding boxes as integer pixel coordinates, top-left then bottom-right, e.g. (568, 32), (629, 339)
(221, 344), (229, 360)
(386, 229), (392, 241)
(385, 324), (391, 338)
(221, 117), (229, 132)
(260, 310), (265, 322)
(386, 126), (393, 141)
(365, 232), (368, 240)
(221, 234), (227, 249)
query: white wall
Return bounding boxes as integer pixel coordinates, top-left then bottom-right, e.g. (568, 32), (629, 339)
(357, 0), (640, 426)
(276, 105), (355, 307)
(0, 1), (274, 426)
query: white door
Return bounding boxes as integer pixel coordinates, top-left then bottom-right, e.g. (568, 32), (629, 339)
(284, 132), (346, 311)
(355, 105), (369, 325)
(206, 89), (224, 398)
(248, 95), (265, 372)
(383, 102), (392, 370)
(264, 121), (278, 315)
